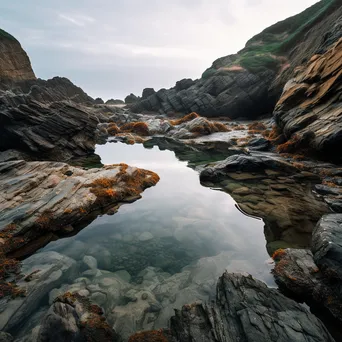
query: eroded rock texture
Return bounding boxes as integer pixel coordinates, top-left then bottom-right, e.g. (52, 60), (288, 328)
(0, 160), (159, 257)
(128, 273), (334, 342)
(0, 100), (107, 161)
(274, 37), (342, 162)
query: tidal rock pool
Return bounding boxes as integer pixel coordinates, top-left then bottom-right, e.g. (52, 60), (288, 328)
(13, 142), (274, 340)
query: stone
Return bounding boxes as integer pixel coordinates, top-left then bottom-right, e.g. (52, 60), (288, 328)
(138, 232), (154, 241)
(274, 36), (342, 163)
(0, 29), (35, 82)
(165, 272), (334, 342)
(37, 293), (120, 342)
(200, 153), (298, 182)
(273, 248), (342, 322)
(83, 255), (98, 270)
(142, 88), (156, 99)
(312, 214), (342, 281)
(0, 251), (76, 332)
(125, 93), (139, 104)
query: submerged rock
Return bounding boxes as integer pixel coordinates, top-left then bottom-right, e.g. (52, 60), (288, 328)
(37, 292), (121, 342)
(129, 272), (334, 342)
(0, 252), (76, 332)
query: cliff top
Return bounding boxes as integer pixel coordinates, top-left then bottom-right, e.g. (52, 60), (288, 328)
(0, 28), (18, 42)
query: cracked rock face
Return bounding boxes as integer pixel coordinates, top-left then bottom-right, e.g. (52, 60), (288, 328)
(128, 272), (334, 342)
(312, 214), (342, 281)
(274, 37), (342, 162)
(167, 273), (335, 342)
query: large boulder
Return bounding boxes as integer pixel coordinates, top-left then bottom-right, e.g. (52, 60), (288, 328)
(125, 93), (139, 104)
(129, 273), (335, 342)
(312, 214), (342, 281)
(37, 292), (121, 342)
(142, 88), (155, 99)
(200, 153), (298, 182)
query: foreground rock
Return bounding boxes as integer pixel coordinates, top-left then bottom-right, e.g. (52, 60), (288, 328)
(0, 160), (159, 258)
(129, 273), (334, 342)
(37, 292), (121, 342)
(273, 214), (342, 323)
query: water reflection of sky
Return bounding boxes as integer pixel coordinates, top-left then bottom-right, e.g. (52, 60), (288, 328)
(77, 142), (274, 285)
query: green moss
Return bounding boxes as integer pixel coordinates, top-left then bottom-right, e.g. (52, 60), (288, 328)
(201, 67), (216, 80)
(0, 28), (18, 42)
(202, 0), (338, 76)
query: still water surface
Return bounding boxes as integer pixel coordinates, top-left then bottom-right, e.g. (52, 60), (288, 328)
(37, 142), (273, 337)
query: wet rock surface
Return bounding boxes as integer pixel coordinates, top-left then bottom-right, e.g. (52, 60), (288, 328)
(37, 292), (121, 342)
(199, 152), (330, 254)
(163, 273), (335, 342)
(0, 251), (77, 332)
(273, 248), (342, 324)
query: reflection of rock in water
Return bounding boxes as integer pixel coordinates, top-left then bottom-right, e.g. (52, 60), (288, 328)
(200, 153), (329, 256)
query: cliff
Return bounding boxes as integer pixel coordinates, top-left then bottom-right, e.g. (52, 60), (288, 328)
(0, 29), (36, 83)
(131, 0), (341, 119)
(274, 35), (342, 162)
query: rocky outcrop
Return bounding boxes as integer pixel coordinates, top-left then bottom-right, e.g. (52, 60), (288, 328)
(131, 1), (341, 119)
(273, 214), (342, 324)
(0, 76), (95, 106)
(274, 36), (342, 162)
(128, 272), (334, 342)
(0, 29), (36, 83)
(0, 100), (107, 160)
(105, 99), (124, 105)
(0, 160), (159, 258)
(141, 88), (155, 99)
(94, 97), (104, 105)
(125, 93), (140, 104)
(200, 153), (330, 254)
(312, 214), (342, 281)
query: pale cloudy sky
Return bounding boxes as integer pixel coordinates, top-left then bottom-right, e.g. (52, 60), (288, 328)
(0, 0), (318, 100)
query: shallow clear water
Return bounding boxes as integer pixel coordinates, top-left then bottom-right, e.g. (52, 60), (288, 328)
(35, 142), (274, 337)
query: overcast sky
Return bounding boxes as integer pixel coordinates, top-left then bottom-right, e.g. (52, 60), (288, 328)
(1, 0), (318, 100)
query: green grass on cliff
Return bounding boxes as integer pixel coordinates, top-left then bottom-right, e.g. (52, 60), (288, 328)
(202, 0), (337, 76)
(0, 28), (18, 42)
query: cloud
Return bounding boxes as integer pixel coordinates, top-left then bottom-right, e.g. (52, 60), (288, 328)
(0, 0), (319, 99)
(58, 13), (95, 26)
